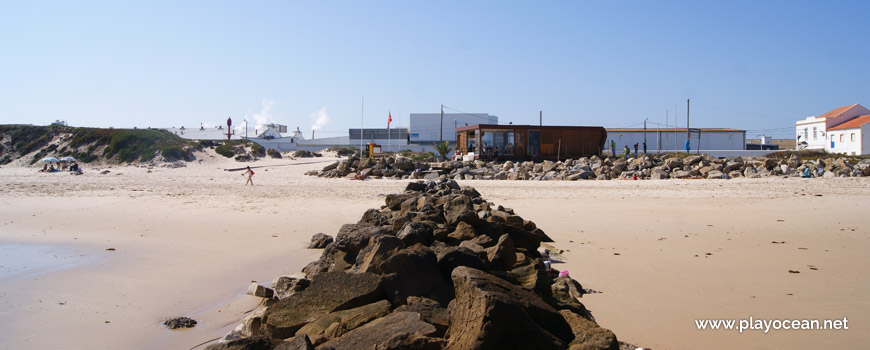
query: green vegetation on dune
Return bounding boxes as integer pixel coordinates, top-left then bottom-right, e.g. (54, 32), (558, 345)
(0, 125), (195, 164)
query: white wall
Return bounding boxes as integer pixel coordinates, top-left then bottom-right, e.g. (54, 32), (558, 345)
(827, 128), (863, 155)
(863, 124), (870, 156)
(795, 118), (827, 150)
(410, 113), (498, 142)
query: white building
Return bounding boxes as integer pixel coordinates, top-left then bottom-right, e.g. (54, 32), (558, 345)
(795, 104), (870, 150)
(605, 128), (746, 155)
(409, 113), (498, 143)
(826, 115), (870, 155)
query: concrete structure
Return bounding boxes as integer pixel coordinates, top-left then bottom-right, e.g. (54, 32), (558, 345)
(409, 113), (498, 143)
(795, 104), (870, 150)
(349, 128), (410, 153)
(605, 128), (746, 155)
(826, 115), (870, 155)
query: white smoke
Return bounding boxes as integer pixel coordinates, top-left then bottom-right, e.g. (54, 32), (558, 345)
(310, 107), (330, 131)
(238, 98), (276, 134)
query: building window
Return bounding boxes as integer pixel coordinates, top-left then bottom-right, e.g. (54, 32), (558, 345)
(851, 133), (855, 142)
(804, 128), (809, 140)
(813, 127), (817, 140)
(839, 134), (844, 142)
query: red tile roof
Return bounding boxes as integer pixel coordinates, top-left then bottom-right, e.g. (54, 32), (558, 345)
(828, 115), (870, 130)
(818, 104), (859, 121)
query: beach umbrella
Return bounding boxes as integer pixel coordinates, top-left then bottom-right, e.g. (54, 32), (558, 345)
(40, 157), (60, 163)
(60, 156), (76, 162)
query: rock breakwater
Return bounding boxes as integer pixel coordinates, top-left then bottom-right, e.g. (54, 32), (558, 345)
(306, 153), (870, 181)
(209, 180), (625, 350)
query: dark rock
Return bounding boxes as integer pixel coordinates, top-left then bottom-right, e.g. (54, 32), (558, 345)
(447, 221), (477, 242)
(358, 209), (393, 227)
(373, 332), (447, 350)
(351, 236), (406, 273)
(469, 234), (495, 248)
(560, 310), (619, 350)
(508, 259), (552, 298)
(405, 181), (428, 192)
(375, 245), (446, 305)
(386, 193), (417, 210)
(334, 224), (394, 263)
(396, 221), (435, 246)
(442, 195), (478, 226)
(318, 311), (438, 350)
(164, 316), (197, 329)
(445, 266), (574, 349)
(307, 233), (333, 249)
(395, 296), (450, 337)
(437, 246), (488, 280)
(274, 335), (314, 350)
(296, 300), (391, 341)
(261, 272), (384, 339)
(487, 234), (517, 271)
(272, 276), (310, 300)
(205, 336), (282, 350)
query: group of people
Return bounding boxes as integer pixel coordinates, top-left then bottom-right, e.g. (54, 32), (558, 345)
(610, 139), (691, 159)
(611, 140), (648, 160)
(39, 162), (80, 173)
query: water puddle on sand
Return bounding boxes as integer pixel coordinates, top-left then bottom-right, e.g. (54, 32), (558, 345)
(0, 241), (97, 281)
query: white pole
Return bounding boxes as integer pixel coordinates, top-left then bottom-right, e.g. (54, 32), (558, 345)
(674, 103), (678, 152)
(665, 110), (669, 153)
(388, 110), (391, 153)
(360, 97), (364, 155)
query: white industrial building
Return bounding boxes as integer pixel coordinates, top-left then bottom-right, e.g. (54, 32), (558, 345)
(605, 128), (746, 156)
(409, 113), (498, 143)
(795, 104), (870, 155)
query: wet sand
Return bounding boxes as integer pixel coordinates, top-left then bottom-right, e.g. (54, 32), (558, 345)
(0, 154), (867, 349)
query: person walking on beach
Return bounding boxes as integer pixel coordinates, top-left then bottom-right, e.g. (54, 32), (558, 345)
(642, 141), (647, 155)
(623, 145), (630, 160)
(610, 140), (616, 158)
(685, 139), (691, 154)
(633, 143), (638, 159)
(242, 166), (254, 185)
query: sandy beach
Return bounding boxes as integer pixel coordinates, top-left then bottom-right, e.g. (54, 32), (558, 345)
(1, 154), (868, 349)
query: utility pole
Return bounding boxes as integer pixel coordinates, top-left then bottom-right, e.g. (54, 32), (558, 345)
(643, 117), (647, 154)
(686, 99), (691, 153)
(539, 111), (542, 126)
(674, 104), (678, 151)
(440, 104), (444, 144)
(360, 97), (364, 154)
(665, 110), (669, 153)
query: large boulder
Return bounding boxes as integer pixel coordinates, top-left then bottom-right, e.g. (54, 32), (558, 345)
(205, 336), (285, 350)
(261, 272), (384, 339)
(559, 310), (619, 350)
(445, 267), (574, 350)
(317, 311), (439, 350)
(272, 276), (310, 300)
(333, 224), (394, 264)
(395, 296), (450, 337)
(307, 233), (333, 249)
(396, 221), (435, 246)
(442, 195), (479, 226)
(376, 245), (446, 305)
(351, 236), (406, 274)
(295, 300), (391, 342)
(487, 234), (517, 271)
(436, 246), (488, 280)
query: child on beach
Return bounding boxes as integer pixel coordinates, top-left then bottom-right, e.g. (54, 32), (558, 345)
(242, 166), (254, 185)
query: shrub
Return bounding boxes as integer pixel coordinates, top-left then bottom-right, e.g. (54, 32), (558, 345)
(267, 148), (282, 158)
(251, 143), (266, 156)
(235, 154), (251, 162)
(161, 146), (185, 161)
(215, 144), (234, 158)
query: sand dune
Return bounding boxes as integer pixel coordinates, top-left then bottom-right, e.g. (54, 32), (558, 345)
(0, 155), (867, 349)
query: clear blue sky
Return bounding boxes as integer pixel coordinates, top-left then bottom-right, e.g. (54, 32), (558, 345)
(1, 1), (868, 139)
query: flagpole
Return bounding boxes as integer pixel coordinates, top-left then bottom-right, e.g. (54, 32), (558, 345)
(387, 112), (393, 152)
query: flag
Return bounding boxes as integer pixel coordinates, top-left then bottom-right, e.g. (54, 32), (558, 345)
(387, 112), (392, 129)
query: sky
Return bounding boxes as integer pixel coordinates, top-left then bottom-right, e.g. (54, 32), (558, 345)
(1, 1), (869, 139)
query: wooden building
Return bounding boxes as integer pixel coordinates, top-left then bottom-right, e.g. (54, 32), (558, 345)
(454, 124), (607, 160)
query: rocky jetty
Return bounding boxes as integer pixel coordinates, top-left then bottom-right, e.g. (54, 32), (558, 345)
(306, 153), (870, 181)
(210, 179), (624, 350)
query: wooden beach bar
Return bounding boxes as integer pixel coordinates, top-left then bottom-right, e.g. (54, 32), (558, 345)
(454, 124), (607, 161)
